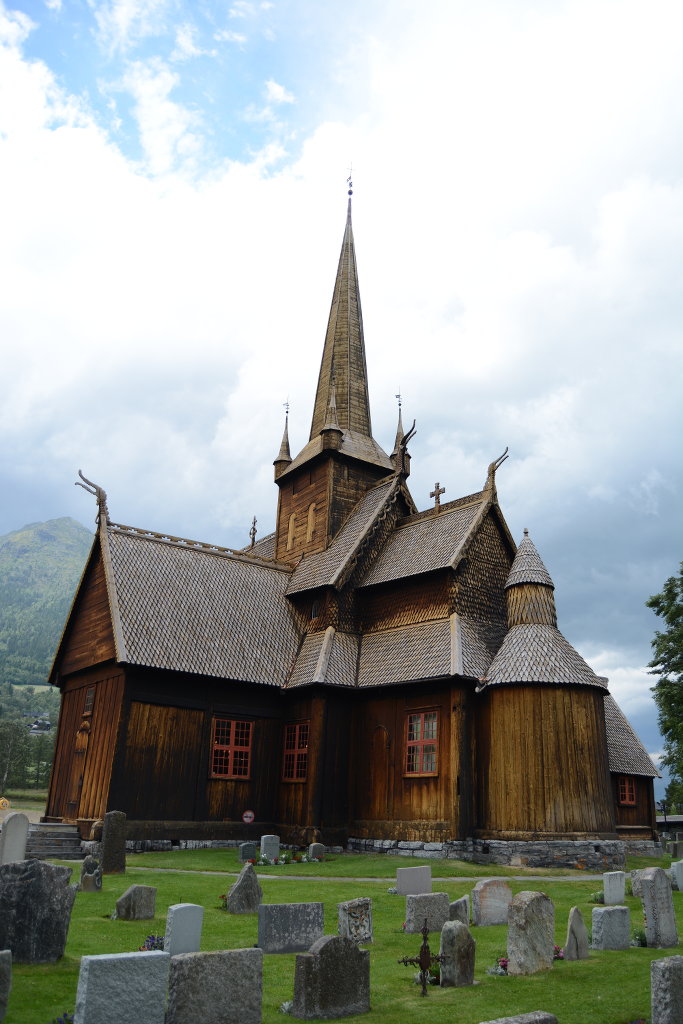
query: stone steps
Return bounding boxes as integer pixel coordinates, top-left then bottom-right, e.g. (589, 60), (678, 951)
(25, 823), (84, 860)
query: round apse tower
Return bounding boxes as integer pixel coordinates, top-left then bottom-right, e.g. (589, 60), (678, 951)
(475, 530), (616, 839)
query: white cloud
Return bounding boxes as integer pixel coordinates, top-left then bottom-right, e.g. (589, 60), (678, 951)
(213, 28), (247, 45)
(264, 79), (293, 105)
(91, 0), (171, 55)
(171, 23), (213, 62)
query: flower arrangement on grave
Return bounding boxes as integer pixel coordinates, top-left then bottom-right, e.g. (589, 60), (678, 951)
(218, 893), (227, 910)
(47, 1014), (74, 1024)
(589, 890), (605, 904)
(486, 953), (509, 975)
(138, 934), (165, 950)
(553, 945), (564, 960)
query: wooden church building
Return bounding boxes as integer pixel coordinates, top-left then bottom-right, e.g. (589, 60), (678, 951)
(45, 199), (658, 864)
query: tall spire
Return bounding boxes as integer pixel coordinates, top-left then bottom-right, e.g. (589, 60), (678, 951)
(273, 408), (292, 480)
(309, 198), (372, 441)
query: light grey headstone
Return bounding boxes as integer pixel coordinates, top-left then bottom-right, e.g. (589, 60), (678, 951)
(591, 906), (630, 950)
(257, 903), (324, 953)
(477, 1014), (558, 1024)
(226, 862), (263, 914)
(260, 834), (280, 860)
(0, 860), (76, 963)
(0, 814), (29, 866)
(165, 903), (204, 957)
(472, 879), (512, 926)
(101, 811), (126, 874)
(405, 892), (449, 934)
(79, 856), (102, 893)
(0, 949), (11, 1021)
(292, 935), (370, 1019)
(641, 867), (679, 948)
(114, 884), (156, 921)
(631, 869), (646, 897)
(671, 860), (683, 892)
(651, 954), (683, 1024)
(603, 870), (626, 905)
(74, 951), (170, 1024)
(449, 895), (470, 925)
(439, 919), (475, 987)
(308, 842), (325, 860)
(564, 906), (589, 960)
(337, 897), (373, 943)
(166, 948), (262, 1024)
(239, 842), (257, 863)
(507, 891), (554, 976)
(396, 865), (431, 895)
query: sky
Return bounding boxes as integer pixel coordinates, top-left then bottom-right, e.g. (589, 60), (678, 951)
(1, 0), (681, 793)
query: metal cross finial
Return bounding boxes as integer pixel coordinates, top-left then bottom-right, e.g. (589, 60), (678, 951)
(347, 163), (353, 197)
(395, 390), (402, 409)
(430, 482), (445, 511)
(398, 919), (447, 997)
(283, 399), (289, 415)
(249, 516), (257, 549)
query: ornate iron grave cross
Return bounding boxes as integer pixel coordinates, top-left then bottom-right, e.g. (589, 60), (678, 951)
(430, 481), (445, 511)
(398, 918), (447, 996)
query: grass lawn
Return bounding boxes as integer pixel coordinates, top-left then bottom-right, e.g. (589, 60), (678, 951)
(4, 851), (678, 1023)
(2, 790), (47, 813)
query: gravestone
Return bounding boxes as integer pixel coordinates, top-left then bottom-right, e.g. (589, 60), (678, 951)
(472, 879), (512, 926)
(507, 891), (554, 976)
(405, 892), (449, 934)
(165, 903), (204, 957)
(79, 855), (102, 893)
(671, 860), (683, 892)
(166, 948), (262, 1024)
(114, 884), (156, 921)
(292, 935), (370, 1019)
(226, 862), (262, 914)
(478, 1015), (558, 1024)
(0, 950), (10, 1022)
(641, 867), (679, 948)
(101, 811), (126, 874)
(396, 865), (431, 895)
(239, 842), (257, 863)
(0, 813), (29, 865)
(651, 954), (683, 1024)
(260, 834), (280, 861)
(0, 860), (76, 963)
(439, 920), (475, 987)
(338, 897), (373, 943)
(74, 950), (170, 1024)
(449, 895), (470, 925)
(591, 906), (630, 950)
(632, 869), (646, 897)
(257, 903), (324, 953)
(564, 906), (589, 960)
(603, 870), (626, 905)
(308, 842), (325, 860)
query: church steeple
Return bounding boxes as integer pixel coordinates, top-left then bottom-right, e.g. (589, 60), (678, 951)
(309, 199), (373, 441)
(273, 409), (292, 480)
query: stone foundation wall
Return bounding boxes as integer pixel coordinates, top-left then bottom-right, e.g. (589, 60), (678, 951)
(347, 836), (628, 870)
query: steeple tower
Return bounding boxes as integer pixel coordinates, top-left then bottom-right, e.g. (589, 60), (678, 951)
(274, 199), (394, 562)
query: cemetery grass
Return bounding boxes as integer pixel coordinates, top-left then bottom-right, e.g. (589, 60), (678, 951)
(8, 867), (683, 1024)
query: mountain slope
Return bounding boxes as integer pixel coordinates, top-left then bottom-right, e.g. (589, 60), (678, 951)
(0, 518), (93, 686)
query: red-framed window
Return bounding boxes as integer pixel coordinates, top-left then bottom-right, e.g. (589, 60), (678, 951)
(404, 710), (439, 776)
(618, 774), (636, 806)
(210, 717), (252, 779)
(282, 722), (309, 782)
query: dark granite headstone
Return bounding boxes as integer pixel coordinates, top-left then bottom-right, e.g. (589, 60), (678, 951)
(292, 935), (370, 1019)
(0, 860), (76, 963)
(0, 949), (10, 1021)
(101, 811), (126, 874)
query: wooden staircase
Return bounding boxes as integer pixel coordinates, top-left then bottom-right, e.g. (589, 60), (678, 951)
(25, 822), (84, 860)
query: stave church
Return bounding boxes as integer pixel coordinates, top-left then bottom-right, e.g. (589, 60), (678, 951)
(45, 197), (658, 866)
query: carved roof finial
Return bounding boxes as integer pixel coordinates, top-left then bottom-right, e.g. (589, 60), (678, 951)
(249, 516), (257, 549)
(75, 469), (109, 526)
(484, 447), (509, 498)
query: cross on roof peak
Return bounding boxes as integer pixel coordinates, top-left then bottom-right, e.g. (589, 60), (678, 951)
(430, 482), (445, 510)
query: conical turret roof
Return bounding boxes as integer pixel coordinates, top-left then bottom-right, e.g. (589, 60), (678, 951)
(505, 529), (554, 589)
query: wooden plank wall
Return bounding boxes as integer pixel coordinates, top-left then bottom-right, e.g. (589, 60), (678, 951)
(59, 546), (116, 676)
(612, 774), (657, 837)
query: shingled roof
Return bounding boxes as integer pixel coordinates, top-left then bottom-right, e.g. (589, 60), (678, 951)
(604, 693), (660, 777)
(287, 628), (360, 688)
(105, 526), (303, 685)
(484, 622), (607, 689)
(505, 530), (554, 588)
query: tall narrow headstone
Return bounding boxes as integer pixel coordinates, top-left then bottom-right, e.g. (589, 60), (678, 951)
(651, 954), (683, 1024)
(591, 906), (630, 950)
(292, 935), (370, 1019)
(507, 891), (554, 976)
(166, 948), (263, 1024)
(405, 892), (450, 933)
(165, 904), (204, 957)
(472, 879), (512, 926)
(396, 865), (431, 895)
(641, 867), (679, 948)
(74, 951), (170, 1024)
(564, 906), (589, 960)
(0, 814), (29, 865)
(226, 863), (262, 914)
(603, 871), (626, 905)
(260, 835), (280, 861)
(258, 903), (324, 953)
(101, 811), (126, 874)
(0, 860), (76, 963)
(337, 897), (373, 943)
(308, 842), (325, 860)
(439, 920), (475, 987)
(0, 950), (11, 1022)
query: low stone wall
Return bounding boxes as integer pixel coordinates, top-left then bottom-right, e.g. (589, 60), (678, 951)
(347, 836), (627, 870)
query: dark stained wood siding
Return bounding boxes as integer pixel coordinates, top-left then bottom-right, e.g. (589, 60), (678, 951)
(59, 545), (116, 676)
(359, 574), (450, 631)
(453, 511), (512, 624)
(612, 773), (657, 838)
(46, 669), (124, 821)
(328, 459), (389, 541)
(476, 685), (616, 836)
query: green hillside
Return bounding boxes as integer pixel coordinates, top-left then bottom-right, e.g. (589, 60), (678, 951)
(0, 517), (93, 687)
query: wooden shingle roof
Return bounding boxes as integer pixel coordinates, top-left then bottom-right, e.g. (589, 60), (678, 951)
(484, 622), (607, 689)
(105, 526), (303, 685)
(505, 530), (554, 589)
(287, 628), (360, 688)
(604, 693), (660, 777)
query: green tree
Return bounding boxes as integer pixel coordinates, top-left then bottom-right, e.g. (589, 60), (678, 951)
(649, 562), (683, 786)
(0, 719), (31, 792)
